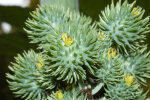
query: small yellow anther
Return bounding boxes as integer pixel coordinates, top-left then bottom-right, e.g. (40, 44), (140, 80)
(107, 48), (117, 59)
(111, 49), (117, 58)
(132, 7), (139, 16)
(34, 57), (44, 70)
(66, 83), (75, 90)
(99, 34), (104, 39)
(62, 33), (74, 46)
(107, 49), (111, 59)
(54, 90), (63, 99)
(125, 73), (137, 86)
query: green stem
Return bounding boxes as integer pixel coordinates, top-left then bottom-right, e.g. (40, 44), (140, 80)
(40, 0), (79, 11)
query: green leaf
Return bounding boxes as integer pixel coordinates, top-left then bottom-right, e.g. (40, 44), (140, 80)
(0, 33), (37, 56)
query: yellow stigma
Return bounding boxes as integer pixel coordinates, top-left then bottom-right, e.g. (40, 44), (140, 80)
(34, 57), (44, 70)
(62, 32), (74, 46)
(107, 48), (117, 59)
(99, 34), (104, 39)
(125, 73), (137, 86)
(54, 90), (63, 99)
(132, 7), (139, 16)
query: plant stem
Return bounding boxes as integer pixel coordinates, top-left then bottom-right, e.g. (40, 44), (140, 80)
(40, 0), (79, 11)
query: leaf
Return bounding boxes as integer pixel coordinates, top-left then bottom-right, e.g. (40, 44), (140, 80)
(0, 33), (37, 56)
(92, 83), (104, 95)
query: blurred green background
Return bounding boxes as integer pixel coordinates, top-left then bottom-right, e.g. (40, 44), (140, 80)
(0, 0), (149, 99)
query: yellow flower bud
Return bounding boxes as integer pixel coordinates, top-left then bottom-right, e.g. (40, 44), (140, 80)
(54, 90), (63, 99)
(132, 7), (139, 16)
(125, 73), (137, 86)
(107, 48), (117, 59)
(62, 32), (74, 46)
(34, 57), (44, 70)
(99, 34), (104, 39)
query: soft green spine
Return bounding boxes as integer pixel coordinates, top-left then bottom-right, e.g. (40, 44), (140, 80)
(6, 0), (150, 99)
(123, 48), (150, 85)
(98, 0), (150, 54)
(50, 88), (87, 100)
(105, 81), (147, 100)
(6, 50), (55, 100)
(25, 4), (111, 84)
(96, 51), (124, 86)
(96, 0), (150, 99)
(24, 5), (70, 44)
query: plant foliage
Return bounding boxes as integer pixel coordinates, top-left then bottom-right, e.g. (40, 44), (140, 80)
(6, 0), (150, 99)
